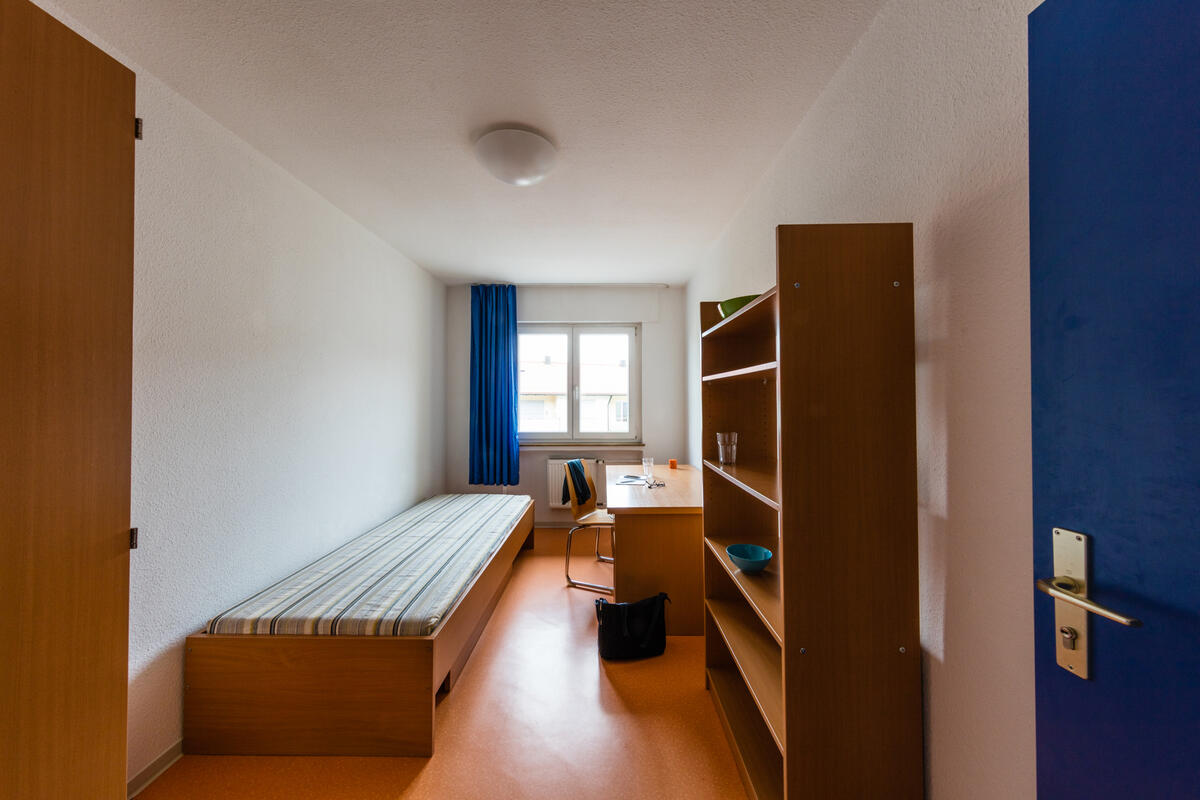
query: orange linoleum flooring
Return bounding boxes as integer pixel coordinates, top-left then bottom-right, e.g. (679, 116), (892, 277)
(139, 531), (747, 800)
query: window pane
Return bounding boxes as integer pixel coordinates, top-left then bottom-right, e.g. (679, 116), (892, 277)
(518, 333), (568, 432)
(578, 333), (630, 433)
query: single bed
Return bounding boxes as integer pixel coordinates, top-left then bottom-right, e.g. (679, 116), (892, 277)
(183, 493), (534, 757)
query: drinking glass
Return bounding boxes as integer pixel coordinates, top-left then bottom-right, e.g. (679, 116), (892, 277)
(716, 432), (738, 465)
(642, 457), (655, 477)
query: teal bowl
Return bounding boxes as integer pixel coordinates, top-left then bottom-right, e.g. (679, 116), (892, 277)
(725, 543), (773, 573)
(718, 294), (760, 319)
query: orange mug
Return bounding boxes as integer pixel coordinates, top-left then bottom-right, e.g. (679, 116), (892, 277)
(668, 458), (678, 469)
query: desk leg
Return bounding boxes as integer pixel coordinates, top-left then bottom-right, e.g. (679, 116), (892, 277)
(612, 513), (704, 635)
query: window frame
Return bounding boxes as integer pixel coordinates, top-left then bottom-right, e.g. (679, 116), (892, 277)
(517, 322), (642, 444)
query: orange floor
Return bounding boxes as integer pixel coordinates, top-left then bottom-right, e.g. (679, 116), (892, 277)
(138, 530), (746, 800)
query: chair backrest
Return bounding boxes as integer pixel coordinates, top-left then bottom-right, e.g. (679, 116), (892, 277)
(563, 460), (598, 520)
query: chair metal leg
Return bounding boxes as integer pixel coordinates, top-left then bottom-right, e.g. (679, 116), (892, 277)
(594, 526), (614, 563)
(566, 525), (613, 594)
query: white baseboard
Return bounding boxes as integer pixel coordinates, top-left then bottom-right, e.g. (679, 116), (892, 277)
(127, 740), (182, 799)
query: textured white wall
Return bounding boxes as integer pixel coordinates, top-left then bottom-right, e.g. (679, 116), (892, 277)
(32, 1), (446, 781)
(686, 1), (1040, 797)
(445, 286), (688, 524)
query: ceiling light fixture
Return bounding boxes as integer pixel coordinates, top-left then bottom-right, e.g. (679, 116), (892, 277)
(474, 127), (557, 186)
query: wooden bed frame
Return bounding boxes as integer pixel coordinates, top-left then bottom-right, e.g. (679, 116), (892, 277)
(182, 500), (534, 757)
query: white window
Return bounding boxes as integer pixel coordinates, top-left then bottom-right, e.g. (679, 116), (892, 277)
(518, 323), (641, 443)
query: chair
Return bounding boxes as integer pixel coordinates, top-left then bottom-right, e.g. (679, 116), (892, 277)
(563, 460), (615, 594)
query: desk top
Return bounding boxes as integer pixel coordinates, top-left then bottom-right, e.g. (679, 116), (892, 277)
(605, 464), (703, 514)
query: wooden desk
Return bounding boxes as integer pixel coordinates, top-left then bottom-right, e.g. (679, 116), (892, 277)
(605, 464), (704, 635)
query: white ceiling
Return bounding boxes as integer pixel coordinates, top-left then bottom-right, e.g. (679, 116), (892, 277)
(56, 0), (884, 284)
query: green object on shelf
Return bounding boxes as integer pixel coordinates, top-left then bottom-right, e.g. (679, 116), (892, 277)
(718, 294), (759, 319)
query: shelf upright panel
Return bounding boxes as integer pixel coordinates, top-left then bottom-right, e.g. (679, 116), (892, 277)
(775, 224), (922, 800)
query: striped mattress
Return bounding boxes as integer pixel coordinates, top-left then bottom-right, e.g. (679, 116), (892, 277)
(206, 493), (532, 637)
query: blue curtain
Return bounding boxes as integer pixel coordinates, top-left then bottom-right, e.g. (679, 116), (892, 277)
(469, 284), (520, 485)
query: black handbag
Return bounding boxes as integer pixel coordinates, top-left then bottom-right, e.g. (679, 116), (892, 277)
(594, 592), (670, 660)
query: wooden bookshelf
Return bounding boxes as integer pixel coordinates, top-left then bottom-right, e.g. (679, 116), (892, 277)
(700, 224), (923, 800)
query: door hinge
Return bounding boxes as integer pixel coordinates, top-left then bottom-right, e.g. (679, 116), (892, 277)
(129, 527), (139, 549)
(134, 117), (143, 140)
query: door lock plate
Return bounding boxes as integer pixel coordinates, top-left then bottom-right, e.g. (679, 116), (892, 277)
(1052, 528), (1089, 678)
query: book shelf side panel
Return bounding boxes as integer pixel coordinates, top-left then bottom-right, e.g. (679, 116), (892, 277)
(774, 223), (922, 799)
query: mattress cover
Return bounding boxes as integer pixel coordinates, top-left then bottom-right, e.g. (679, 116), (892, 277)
(206, 493), (532, 636)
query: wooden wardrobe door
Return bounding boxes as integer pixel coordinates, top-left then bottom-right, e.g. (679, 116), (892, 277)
(0, 0), (135, 796)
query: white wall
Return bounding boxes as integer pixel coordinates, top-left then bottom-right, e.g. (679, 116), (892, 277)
(33, 1), (447, 782)
(445, 286), (687, 525)
(686, 1), (1039, 797)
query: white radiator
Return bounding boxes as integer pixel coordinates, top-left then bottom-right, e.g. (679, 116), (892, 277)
(547, 458), (607, 509)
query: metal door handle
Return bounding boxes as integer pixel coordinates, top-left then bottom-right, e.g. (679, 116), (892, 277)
(1035, 576), (1142, 627)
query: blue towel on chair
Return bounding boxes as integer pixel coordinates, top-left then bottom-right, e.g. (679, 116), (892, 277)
(562, 459), (591, 506)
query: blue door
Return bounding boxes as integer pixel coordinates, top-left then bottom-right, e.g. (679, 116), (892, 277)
(1030, 1), (1200, 795)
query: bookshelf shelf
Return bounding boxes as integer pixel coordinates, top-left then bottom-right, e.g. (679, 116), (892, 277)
(706, 667), (784, 800)
(702, 460), (779, 510)
(706, 598), (784, 749)
(704, 537), (783, 643)
(701, 287), (777, 339)
(701, 361), (777, 383)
